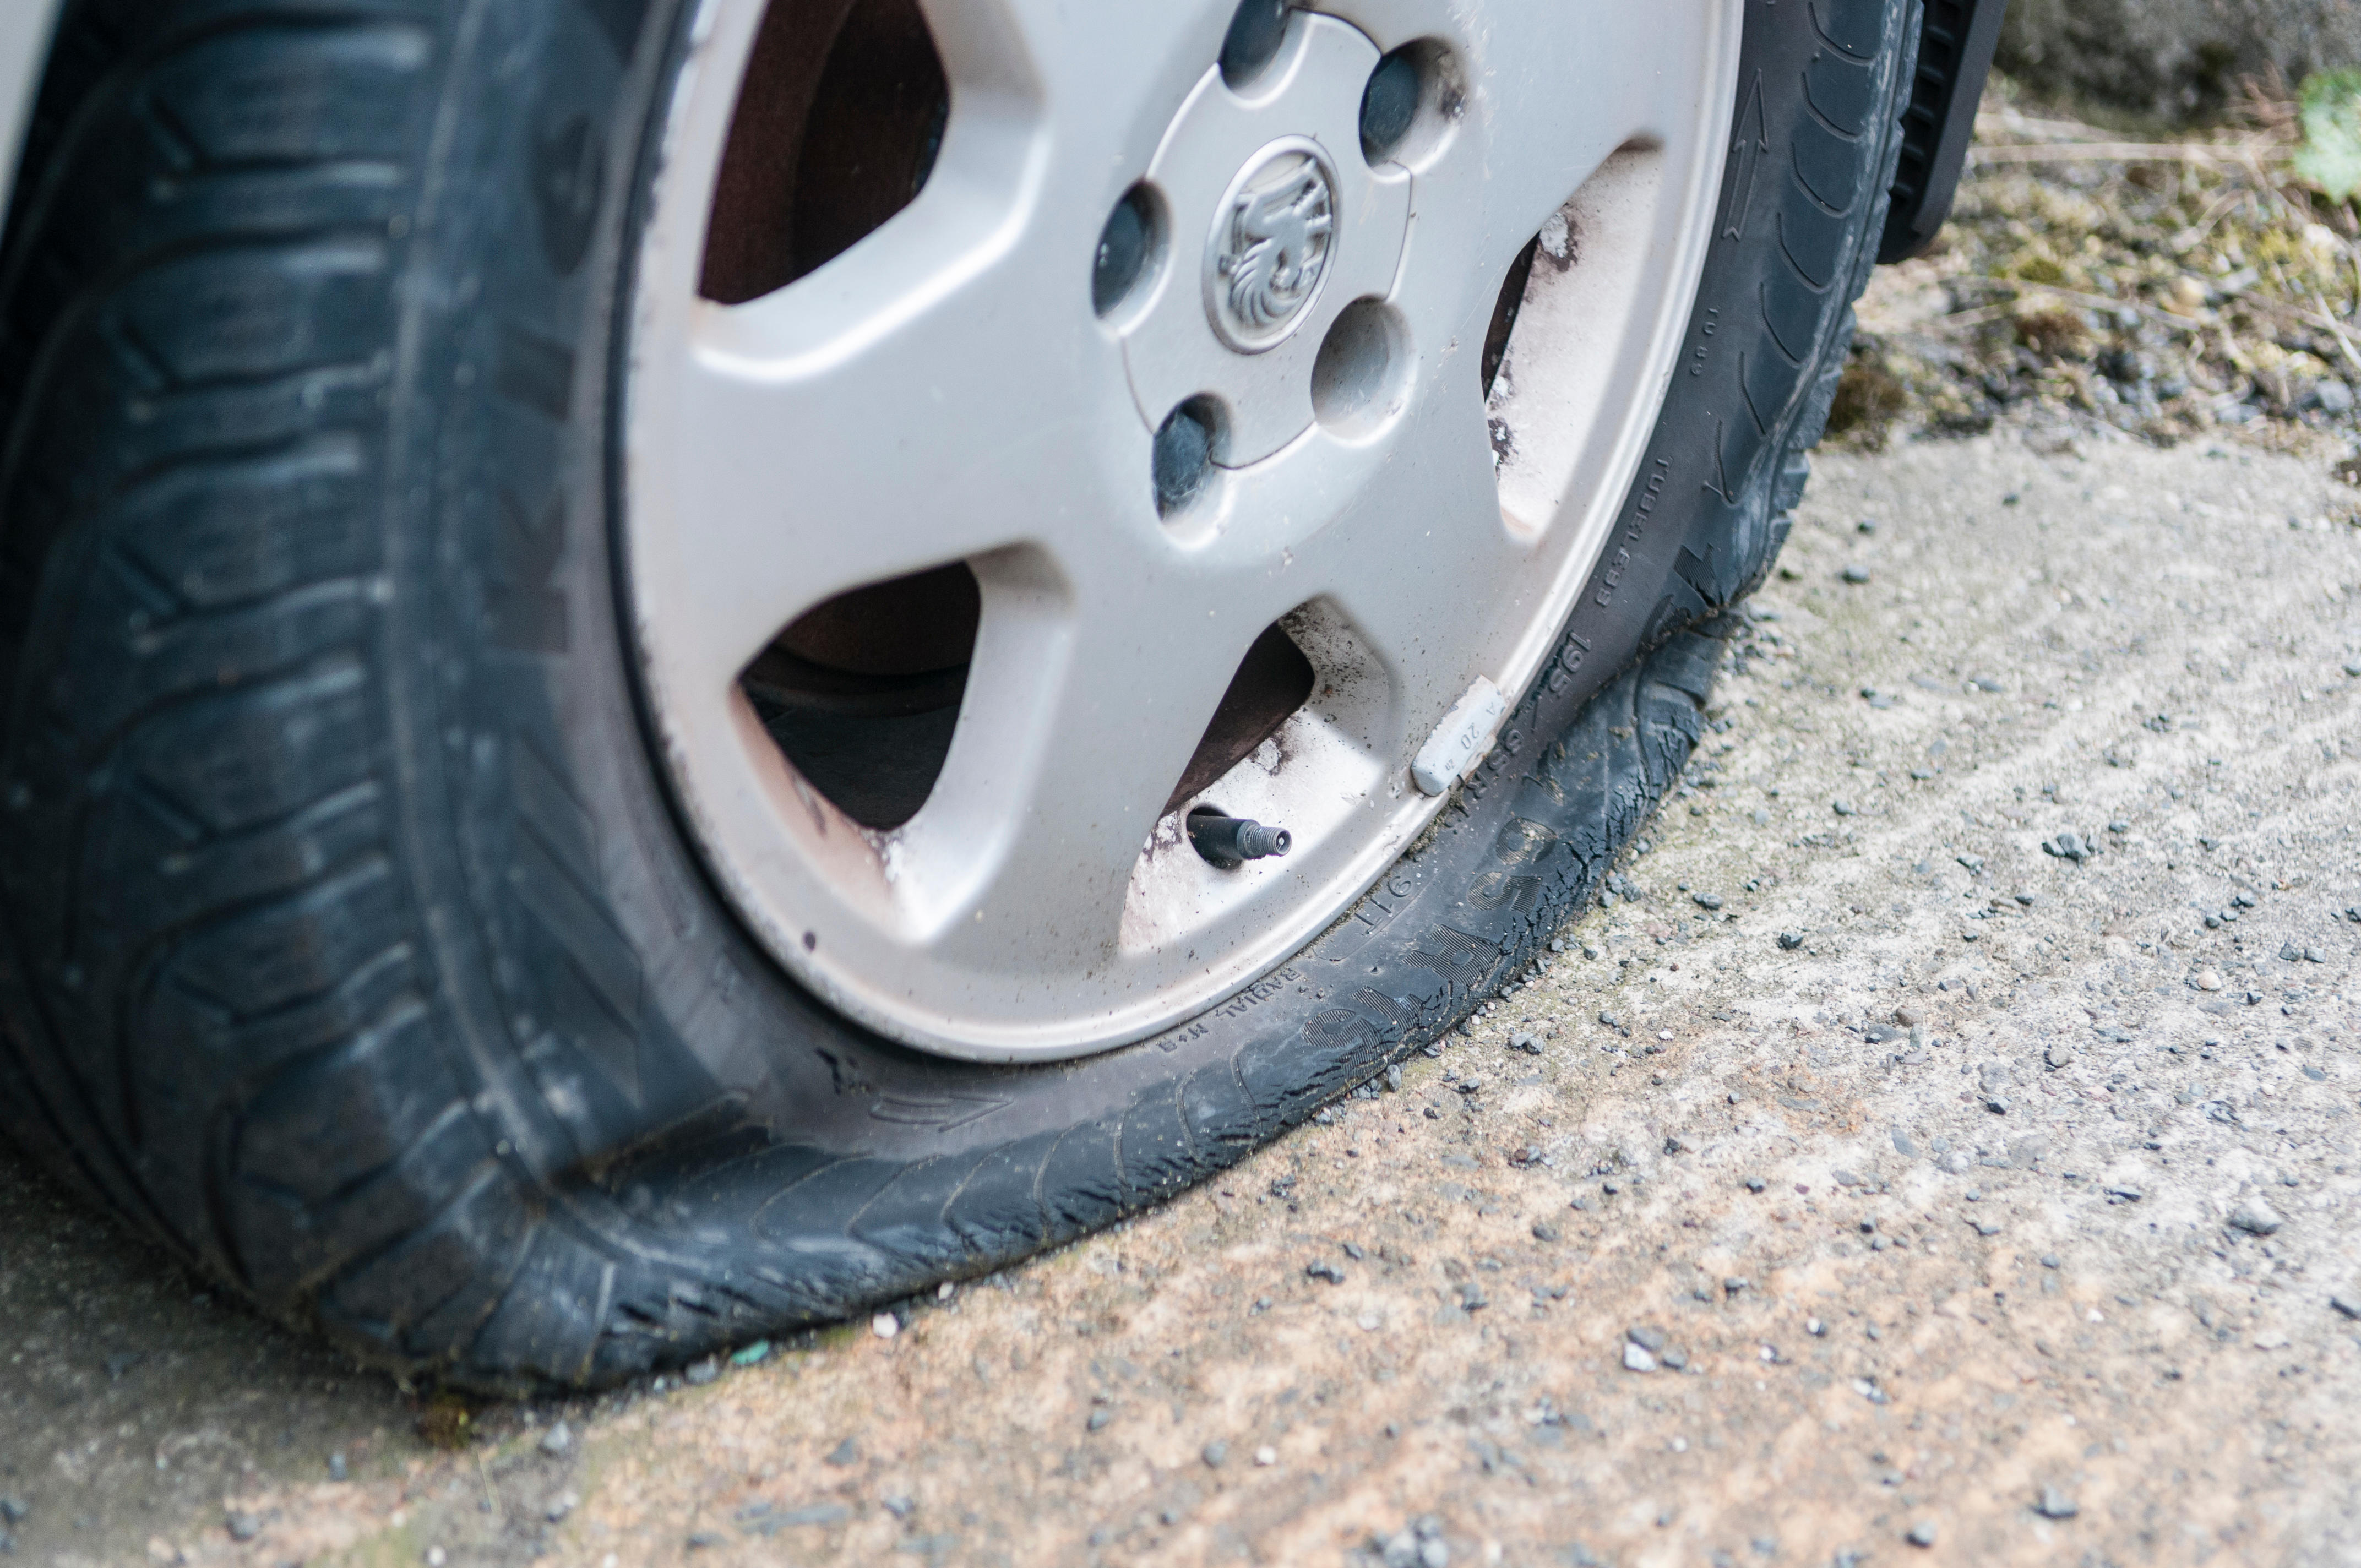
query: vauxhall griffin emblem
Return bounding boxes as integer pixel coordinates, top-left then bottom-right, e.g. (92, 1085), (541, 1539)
(1206, 138), (1337, 351)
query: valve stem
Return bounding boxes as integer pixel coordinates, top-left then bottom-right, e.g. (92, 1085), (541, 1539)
(1187, 808), (1292, 868)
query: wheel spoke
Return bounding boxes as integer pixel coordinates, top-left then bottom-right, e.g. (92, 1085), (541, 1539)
(1427, 0), (1735, 279)
(1280, 379), (1526, 759)
(630, 0), (1258, 694)
(902, 577), (1258, 976)
(633, 263), (1140, 694)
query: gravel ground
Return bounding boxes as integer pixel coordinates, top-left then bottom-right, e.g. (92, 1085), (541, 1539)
(3, 419), (2358, 1568)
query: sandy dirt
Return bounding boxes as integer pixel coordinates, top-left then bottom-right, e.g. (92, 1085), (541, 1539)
(4, 423), (2360, 1568)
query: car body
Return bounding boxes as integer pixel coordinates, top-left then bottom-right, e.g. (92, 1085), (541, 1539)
(0, 2), (58, 220)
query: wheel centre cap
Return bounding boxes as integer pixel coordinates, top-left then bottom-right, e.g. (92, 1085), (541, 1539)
(1117, 14), (1412, 467)
(1207, 138), (1337, 352)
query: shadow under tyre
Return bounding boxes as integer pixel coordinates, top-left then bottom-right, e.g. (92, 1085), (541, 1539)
(0, 0), (1917, 1389)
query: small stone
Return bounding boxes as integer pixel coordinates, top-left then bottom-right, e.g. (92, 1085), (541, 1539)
(1905, 1521), (1938, 1548)
(1744, 1176), (1766, 1193)
(1623, 1341), (1659, 1373)
(1841, 564), (1871, 584)
(1254, 1445), (1277, 1466)
(1660, 1346), (1688, 1371)
(328, 1453), (347, 1483)
(1, 1498), (26, 1526)
(871, 1312), (900, 1340)
(1807, 1317), (1826, 1336)
(1691, 892), (1724, 911)
(1203, 1440), (1228, 1467)
(1532, 1222), (1562, 1243)
(1831, 799), (1856, 816)
(2041, 1254), (2061, 1270)
(545, 1492), (577, 1523)
(1777, 932), (1804, 951)
(2330, 1291), (2361, 1321)
(731, 1339), (773, 1366)
(684, 1357), (721, 1385)
(1305, 1260), (1346, 1284)
(540, 1420), (573, 1457)
(2228, 1199), (2283, 1236)
(1724, 1277), (1750, 1296)
(427, 1549), (449, 1566)
(1628, 1324), (1667, 1352)
(226, 1512), (262, 1543)
(2192, 967), (2224, 992)
(2035, 1487), (2079, 1520)
(824, 1438), (859, 1467)
(1086, 1408), (1111, 1431)
(2281, 943), (2304, 963)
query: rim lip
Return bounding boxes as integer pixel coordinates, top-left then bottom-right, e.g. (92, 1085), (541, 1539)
(1200, 134), (1339, 355)
(619, 0), (1744, 1063)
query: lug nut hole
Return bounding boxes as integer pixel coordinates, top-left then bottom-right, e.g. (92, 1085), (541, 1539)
(1359, 49), (1419, 160)
(1093, 183), (1162, 318)
(1311, 298), (1407, 438)
(1357, 40), (1460, 168)
(1153, 398), (1223, 516)
(1220, 0), (1293, 89)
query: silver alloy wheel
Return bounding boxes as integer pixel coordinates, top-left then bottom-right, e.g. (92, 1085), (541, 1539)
(626, 0), (1741, 1061)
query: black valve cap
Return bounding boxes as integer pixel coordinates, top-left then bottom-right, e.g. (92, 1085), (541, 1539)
(1187, 809), (1292, 867)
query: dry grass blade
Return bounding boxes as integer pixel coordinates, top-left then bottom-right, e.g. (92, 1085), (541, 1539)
(1968, 143), (2285, 166)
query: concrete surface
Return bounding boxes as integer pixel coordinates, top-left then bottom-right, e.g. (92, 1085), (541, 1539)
(2000, 0), (2361, 122)
(4, 423), (2361, 1567)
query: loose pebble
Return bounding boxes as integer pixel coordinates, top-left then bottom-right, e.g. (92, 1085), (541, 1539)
(2035, 1487), (2079, 1520)
(2229, 1200), (2283, 1237)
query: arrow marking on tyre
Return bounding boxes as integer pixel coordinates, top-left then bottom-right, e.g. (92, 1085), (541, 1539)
(868, 1093), (1012, 1130)
(1721, 73), (1767, 242)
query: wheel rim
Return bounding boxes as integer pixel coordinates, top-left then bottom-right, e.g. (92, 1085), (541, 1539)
(624, 0), (1741, 1061)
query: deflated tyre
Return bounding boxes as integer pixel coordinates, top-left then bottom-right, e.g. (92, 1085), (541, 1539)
(0, 0), (1918, 1387)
